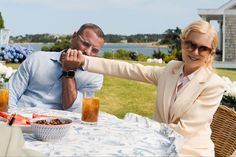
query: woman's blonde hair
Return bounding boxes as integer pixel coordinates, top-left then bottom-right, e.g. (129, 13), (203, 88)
(180, 20), (218, 69)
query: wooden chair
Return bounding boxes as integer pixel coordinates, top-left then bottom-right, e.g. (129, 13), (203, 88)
(211, 105), (236, 157)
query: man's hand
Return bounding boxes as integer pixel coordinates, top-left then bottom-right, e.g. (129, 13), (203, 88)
(61, 49), (85, 71)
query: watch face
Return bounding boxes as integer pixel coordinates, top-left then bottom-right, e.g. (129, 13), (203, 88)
(63, 70), (75, 77)
(68, 71), (75, 77)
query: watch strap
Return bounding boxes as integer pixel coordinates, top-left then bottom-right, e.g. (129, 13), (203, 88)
(62, 70), (75, 78)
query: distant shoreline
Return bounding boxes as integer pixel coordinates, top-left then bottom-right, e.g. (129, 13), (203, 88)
(144, 43), (169, 48)
(12, 42), (169, 48)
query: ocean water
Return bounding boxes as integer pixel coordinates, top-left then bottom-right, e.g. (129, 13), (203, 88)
(18, 42), (169, 56)
(16, 43), (54, 51)
(100, 43), (169, 56)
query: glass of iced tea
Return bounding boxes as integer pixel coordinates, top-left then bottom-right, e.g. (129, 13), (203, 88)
(0, 83), (8, 112)
(81, 90), (100, 124)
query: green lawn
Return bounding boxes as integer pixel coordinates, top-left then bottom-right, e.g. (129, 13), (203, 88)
(6, 62), (236, 119)
(216, 69), (236, 80)
(6, 63), (19, 69)
(97, 76), (156, 118)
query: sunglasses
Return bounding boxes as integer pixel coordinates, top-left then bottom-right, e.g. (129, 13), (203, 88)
(183, 40), (212, 56)
(78, 35), (100, 54)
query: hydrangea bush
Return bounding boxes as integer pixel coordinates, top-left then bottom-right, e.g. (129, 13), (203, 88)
(221, 76), (236, 110)
(0, 44), (34, 63)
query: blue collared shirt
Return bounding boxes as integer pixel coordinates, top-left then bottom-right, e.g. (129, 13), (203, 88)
(8, 51), (103, 112)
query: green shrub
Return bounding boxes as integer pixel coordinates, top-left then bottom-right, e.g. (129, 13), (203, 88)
(41, 39), (69, 52)
(138, 53), (149, 61)
(163, 55), (176, 63)
(41, 46), (50, 51)
(171, 48), (182, 61)
(102, 49), (149, 62)
(129, 51), (138, 61)
(103, 52), (114, 59)
(152, 49), (166, 59)
(163, 48), (182, 63)
(114, 49), (131, 60)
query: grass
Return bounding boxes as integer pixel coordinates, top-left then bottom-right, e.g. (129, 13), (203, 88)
(97, 76), (156, 118)
(6, 61), (236, 119)
(6, 63), (19, 69)
(216, 69), (236, 80)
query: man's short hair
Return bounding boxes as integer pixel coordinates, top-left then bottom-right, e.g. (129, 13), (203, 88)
(77, 23), (105, 40)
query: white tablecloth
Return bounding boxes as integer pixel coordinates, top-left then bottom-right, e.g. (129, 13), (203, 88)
(10, 108), (183, 157)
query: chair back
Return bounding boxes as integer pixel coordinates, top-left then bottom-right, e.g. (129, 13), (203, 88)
(211, 105), (236, 157)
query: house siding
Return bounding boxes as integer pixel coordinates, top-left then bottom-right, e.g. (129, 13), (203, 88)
(225, 15), (236, 62)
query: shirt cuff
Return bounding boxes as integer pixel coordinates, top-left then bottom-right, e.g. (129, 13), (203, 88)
(81, 56), (89, 71)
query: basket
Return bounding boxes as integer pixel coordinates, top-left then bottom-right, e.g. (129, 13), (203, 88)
(211, 105), (236, 157)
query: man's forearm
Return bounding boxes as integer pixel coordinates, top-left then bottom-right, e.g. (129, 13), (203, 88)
(61, 49), (84, 110)
(62, 77), (77, 110)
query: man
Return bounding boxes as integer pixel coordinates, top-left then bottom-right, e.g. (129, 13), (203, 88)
(9, 23), (105, 112)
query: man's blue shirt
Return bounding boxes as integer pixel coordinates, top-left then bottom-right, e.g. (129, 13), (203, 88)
(8, 51), (103, 112)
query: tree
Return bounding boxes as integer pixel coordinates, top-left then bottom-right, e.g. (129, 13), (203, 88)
(0, 12), (5, 29)
(160, 27), (181, 51)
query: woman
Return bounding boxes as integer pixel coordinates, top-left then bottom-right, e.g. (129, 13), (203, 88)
(63, 20), (225, 156)
(0, 124), (44, 156)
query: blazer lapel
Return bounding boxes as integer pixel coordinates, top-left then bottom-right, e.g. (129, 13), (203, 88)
(169, 67), (211, 123)
(162, 63), (184, 123)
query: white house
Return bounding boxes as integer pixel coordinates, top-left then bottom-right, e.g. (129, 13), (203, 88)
(198, 0), (236, 62)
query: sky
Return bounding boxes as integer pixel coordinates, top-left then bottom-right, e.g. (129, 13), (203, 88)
(0, 0), (231, 36)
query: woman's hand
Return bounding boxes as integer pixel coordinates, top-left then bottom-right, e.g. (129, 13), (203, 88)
(61, 49), (85, 71)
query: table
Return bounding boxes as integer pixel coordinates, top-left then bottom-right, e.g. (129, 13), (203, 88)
(10, 108), (183, 157)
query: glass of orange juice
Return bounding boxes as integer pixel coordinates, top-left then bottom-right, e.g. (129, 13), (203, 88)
(81, 90), (100, 125)
(0, 83), (9, 112)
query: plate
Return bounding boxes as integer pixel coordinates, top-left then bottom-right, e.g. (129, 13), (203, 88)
(0, 117), (7, 124)
(13, 114), (32, 133)
(0, 116), (32, 133)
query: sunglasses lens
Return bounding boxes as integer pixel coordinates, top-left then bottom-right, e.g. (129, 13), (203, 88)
(199, 46), (210, 52)
(83, 41), (91, 48)
(183, 40), (211, 55)
(184, 41), (196, 51)
(78, 35), (100, 54)
(93, 48), (99, 53)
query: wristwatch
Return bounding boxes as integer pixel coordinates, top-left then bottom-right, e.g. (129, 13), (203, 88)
(62, 70), (75, 78)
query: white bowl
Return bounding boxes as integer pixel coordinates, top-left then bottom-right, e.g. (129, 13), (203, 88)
(30, 117), (72, 141)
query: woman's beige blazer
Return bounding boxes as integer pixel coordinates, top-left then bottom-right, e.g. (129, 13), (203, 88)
(84, 56), (225, 156)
